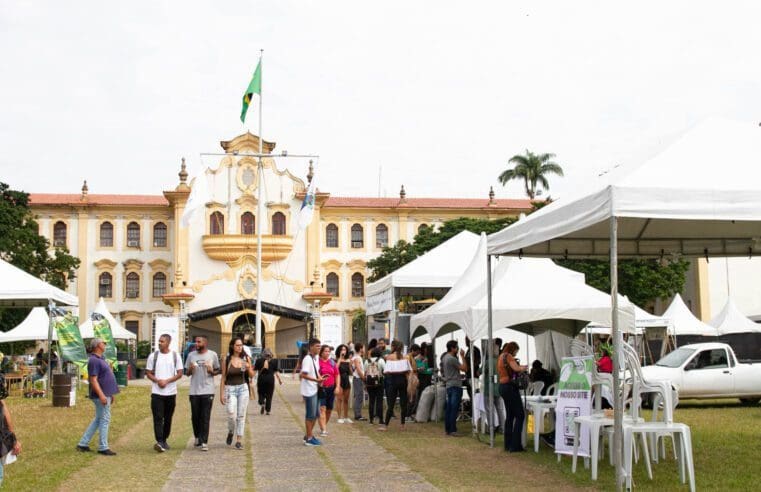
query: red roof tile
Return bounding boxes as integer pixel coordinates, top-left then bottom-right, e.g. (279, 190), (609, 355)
(30, 194), (169, 206)
(323, 197), (531, 210)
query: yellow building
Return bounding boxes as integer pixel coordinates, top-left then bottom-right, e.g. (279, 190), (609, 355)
(30, 132), (531, 355)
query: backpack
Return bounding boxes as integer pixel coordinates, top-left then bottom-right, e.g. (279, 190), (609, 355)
(365, 358), (381, 388)
(150, 350), (180, 373)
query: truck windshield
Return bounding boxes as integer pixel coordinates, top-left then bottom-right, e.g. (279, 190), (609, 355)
(656, 347), (696, 368)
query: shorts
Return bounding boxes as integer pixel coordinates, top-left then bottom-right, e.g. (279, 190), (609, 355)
(319, 385), (336, 410)
(303, 393), (319, 421)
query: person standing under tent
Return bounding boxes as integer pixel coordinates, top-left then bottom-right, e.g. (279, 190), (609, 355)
(481, 340), (505, 434)
(464, 337), (481, 403)
(499, 341), (528, 452)
(405, 344), (421, 418)
(378, 340), (411, 432)
(351, 343), (366, 421)
(364, 347), (386, 424)
(300, 338), (324, 446)
(254, 348), (282, 415)
(185, 335), (220, 451)
(145, 333), (184, 452)
(334, 345), (353, 423)
(77, 338), (119, 455)
(441, 340), (467, 437)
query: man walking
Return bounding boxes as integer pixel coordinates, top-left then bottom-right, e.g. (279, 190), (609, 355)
(77, 338), (119, 455)
(464, 336), (481, 402)
(442, 340), (467, 436)
(300, 338), (324, 446)
(184, 335), (220, 451)
(146, 333), (183, 452)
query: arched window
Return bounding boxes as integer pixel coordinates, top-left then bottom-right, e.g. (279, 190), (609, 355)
(127, 221), (140, 247)
(326, 223), (338, 248)
(98, 272), (112, 298)
(272, 212), (286, 235)
(326, 273), (339, 296)
(241, 212), (255, 235)
(351, 272), (365, 297)
(153, 222), (167, 247)
(375, 224), (388, 248)
(53, 221), (67, 247)
(152, 272), (167, 297)
(418, 223), (429, 234)
(351, 224), (364, 248)
(210, 212), (224, 235)
(126, 272), (140, 299)
(99, 222), (113, 247)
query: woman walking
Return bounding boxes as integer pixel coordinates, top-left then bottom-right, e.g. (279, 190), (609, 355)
(498, 341), (528, 452)
(364, 347), (386, 424)
(379, 339), (411, 431)
(318, 345), (339, 436)
(254, 348), (282, 415)
(220, 338), (255, 449)
(334, 344), (353, 423)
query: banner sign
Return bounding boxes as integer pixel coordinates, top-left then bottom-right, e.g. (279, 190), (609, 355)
(92, 313), (117, 369)
(154, 316), (180, 352)
(554, 356), (594, 457)
(320, 314), (343, 349)
(52, 309), (88, 376)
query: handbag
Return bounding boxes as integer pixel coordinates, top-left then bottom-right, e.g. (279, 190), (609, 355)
(311, 356), (326, 399)
(504, 353), (529, 390)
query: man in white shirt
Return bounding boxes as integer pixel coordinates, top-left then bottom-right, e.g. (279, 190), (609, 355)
(146, 333), (184, 452)
(300, 338), (325, 446)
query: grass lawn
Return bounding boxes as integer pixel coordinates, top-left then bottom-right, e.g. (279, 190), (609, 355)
(357, 399), (761, 491)
(3, 384), (191, 491)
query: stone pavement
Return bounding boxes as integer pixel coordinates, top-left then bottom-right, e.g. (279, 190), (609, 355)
(163, 378), (437, 491)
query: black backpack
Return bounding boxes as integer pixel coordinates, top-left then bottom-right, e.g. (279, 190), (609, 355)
(365, 358), (381, 388)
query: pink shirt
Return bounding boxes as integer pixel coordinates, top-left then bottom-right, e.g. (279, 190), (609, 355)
(319, 358), (339, 387)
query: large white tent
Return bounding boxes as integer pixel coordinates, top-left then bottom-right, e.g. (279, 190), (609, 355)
(486, 118), (761, 487)
(662, 294), (717, 337)
(710, 298), (761, 336)
(0, 259), (78, 308)
(78, 298), (137, 340)
(0, 307), (58, 342)
(365, 230), (479, 315)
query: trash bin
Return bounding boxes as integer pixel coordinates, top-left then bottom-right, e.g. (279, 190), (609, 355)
(52, 373), (73, 407)
(115, 361), (128, 387)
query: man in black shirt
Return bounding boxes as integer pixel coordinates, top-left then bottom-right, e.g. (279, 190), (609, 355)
(464, 337), (481, 402)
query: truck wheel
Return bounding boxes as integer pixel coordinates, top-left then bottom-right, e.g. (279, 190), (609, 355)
(740, 398), (761, 406)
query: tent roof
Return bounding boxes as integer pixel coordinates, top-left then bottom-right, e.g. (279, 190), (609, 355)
(487, 119), (761, 259)
(79, 298), (137, 340)
(366, 230), (480, 297)
(661, 294), (717, 336)
(0, 307), (58, 342)
(709, 298), (761, 335)
(0, 259), (78, 307)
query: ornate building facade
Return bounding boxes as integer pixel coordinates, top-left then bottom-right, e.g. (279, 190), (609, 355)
(30, 132), (532, 355)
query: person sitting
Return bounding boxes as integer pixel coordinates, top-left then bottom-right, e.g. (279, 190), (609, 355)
(596, 345), (613, 374)
(529, 360), (554, 395)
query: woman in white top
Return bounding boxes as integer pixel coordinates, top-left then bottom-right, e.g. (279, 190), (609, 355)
(379, 339), (411, 431)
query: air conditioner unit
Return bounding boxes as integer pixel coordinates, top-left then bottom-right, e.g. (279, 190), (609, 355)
(126, 291), (138, 299)
(127, 240), (139, 247)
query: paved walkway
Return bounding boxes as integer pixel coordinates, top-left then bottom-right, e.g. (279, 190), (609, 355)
(163, 378), (437, 491)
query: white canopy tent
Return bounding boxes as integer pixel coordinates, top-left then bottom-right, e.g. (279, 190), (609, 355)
(365, 230), (480, 316)
(0, 307), (58, 342)
(486, 118), (761, 488)
(0, 259), (79, 308)
(78, 298), (137, 340)
(709, 298), (761, 336)
(662, 294), (717, 337)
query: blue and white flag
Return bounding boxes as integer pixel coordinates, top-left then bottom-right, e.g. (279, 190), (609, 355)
(180, 167), (210, 228)
(297, 182), (316, 230)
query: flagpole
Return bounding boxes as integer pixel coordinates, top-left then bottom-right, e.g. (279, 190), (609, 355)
(256, 49), (264, 349)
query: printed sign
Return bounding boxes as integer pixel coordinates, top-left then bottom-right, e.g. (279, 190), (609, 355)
(154, 316), (180, 352)
(554, 356), (594, 457)
(52, 309), (88, 376)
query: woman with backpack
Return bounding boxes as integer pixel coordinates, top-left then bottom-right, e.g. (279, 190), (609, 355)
(334, 344), (353, 423)
(364, 347), (385, 424)
(379, 339), (412, 431)
(254, 348), (282, 415)
(220, 338), (255, 449)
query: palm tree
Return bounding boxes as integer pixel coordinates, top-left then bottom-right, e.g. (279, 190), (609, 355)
(498, 150), (564, 199)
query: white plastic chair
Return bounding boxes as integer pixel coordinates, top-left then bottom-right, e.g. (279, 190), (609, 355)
(546, 382), (558, 396)
(527, 381), (544, 396)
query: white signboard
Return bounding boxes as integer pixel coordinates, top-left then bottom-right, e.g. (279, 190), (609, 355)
(555, 356), (594, 457)
(320, 314), (343, 349)
(154, 316), (180, 353)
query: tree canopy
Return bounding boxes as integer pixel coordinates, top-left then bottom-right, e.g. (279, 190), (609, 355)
(0, 182), (80, 332)
(498, 150), (564, 199)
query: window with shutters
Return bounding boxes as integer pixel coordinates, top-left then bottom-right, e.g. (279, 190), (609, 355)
(153, 222), (167, 247)
(375, 224), (388, 248)
(126, 272), (140, 299)
(127, 222), (140, 247)
(241, 212), (255, 235)
(152, 272), (166, 297)
(351, 224), (364, 248)
(326, 223), (338, 248)
(100, 222), (113, 247)
(53, 221), (67, 247)
(98, 272), (112, 298)
(272, 212), (286, 235)
(351, 272), (364, 298)
(326, 273), (339, 296)
(210, 212), (224, 235)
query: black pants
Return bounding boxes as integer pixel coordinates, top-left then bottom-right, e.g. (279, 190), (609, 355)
(257, 379), (275, 413)
(384, 374), (408, 426)
(151, 394), (177, 443)
(500, 383), (524, 451)
(189, 394), (214, 444)
(367, 385), (384, 423)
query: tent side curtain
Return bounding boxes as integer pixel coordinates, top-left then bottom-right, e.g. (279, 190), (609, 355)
(366, 288), (393, 316)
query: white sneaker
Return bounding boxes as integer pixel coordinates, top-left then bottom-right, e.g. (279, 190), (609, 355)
(337, 418), (345, 424)
(320, 430), (328, 437)
(201, 443), (208, 451)
(344, 418), (354, 424)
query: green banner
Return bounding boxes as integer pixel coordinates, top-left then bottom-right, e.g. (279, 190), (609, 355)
(558, 356), (595, 391)
(52, 310), (88, 376)
(92, 314), (118, 369)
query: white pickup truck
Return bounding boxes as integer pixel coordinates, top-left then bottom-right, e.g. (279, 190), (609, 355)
(641, 342), (761, 405)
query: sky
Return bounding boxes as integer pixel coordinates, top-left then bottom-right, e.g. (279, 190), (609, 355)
(1, 1), (760, 200)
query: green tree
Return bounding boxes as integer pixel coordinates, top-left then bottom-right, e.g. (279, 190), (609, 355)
(499, 150), (564, 199)
(367, 240), (418, 282)
(0, 182), (81, 331)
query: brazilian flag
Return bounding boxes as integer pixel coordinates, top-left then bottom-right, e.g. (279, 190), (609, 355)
(240, 60), (262, 123)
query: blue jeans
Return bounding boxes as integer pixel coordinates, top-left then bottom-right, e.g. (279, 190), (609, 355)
(445, 386), (463, 434)
(225, 384), (250, 437)
(79, 396), (112, 451)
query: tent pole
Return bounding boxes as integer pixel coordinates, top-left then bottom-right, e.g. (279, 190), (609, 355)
(469, 346), (477, 439)
(487, 254), (495, 448)
(46, 300), (54, 397)
(610, 216), (624, 490)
